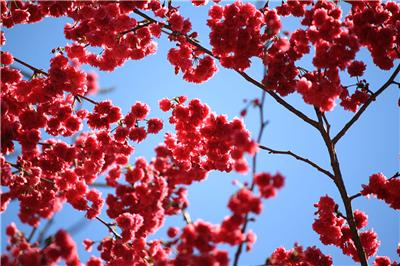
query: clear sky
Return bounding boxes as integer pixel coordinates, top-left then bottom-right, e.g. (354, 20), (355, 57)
(2, 2), (399, 265)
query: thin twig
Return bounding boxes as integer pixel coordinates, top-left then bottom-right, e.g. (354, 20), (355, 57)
(66, 217), (90, 236)
(119, 20), (153, 35)
(182, 209), (192, 225)
(95, 216), (121, 239)
(259, 145), (334, 180)
(233, 91), (267, 266)
(321, 112), (331, 135)
(90, 183), (112, 188)
(333, 64), (400, 144)
(76, 94), (98, 105)
(27, 227), (38, 243)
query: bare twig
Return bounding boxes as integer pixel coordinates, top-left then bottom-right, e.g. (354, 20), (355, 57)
(182, 209), (192, 225)
(233, 91), (267, 266)
(119, 20), (153, 35)
(321, 112), (331, 135)
(27, 226), (38, 243)
(259, 145), (334, 180)
(76, 94), (98, 105)
(90, 183), (113, 188)
(333, 64), (400, 144)
(95, 216), (121, 239)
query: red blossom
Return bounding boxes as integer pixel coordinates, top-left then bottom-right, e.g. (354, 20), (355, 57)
(361, 173), (400, 210)
(147, 118), (163, 134)
(267, 244), (333, 266)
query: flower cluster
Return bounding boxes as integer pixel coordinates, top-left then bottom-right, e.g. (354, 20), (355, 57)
(266, 243), (333, 266)
(254, 172), (285, 199)
(167, 38), (218, 83)
(87, 100), (122, 130)
(164, 221), (229, 265)
(2, 223), (80, 266)
(63, 2), (159, 71)
(208, 2), (267, 71)
(313, 195), (380, 262)
(347, 1), (400, 70)
(3, 0), (399, 111)
(361, 173), (400, 210)
(158, 178), (283, 265)
(154, 97), (258, 186)
(373, 256), (398, 266)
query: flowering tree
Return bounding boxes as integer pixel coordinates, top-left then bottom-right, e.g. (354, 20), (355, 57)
(1, 1), (399, 265)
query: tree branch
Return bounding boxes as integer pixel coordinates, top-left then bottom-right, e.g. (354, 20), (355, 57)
(259, 145), (334, 180)
(333, 64), (400, 144)
(315, 109), (368, 266)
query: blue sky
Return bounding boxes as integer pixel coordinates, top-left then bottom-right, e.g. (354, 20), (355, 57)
(2, 2), (399, 265)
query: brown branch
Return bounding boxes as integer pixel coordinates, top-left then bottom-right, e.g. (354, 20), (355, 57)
(182, 209), (192, 225)
(132, 10), (320, 130)
(8, 53), (48, 76)
(321, 112), (331, 135)
(27, 226), (38, 243)
(315, 109), (368, 266)
(235, 71), (320, 129)
(95, 216), (121, 239)
(119, 20), (153, 35)
(333, 64), (400, 144)
(76, 94), (98, 105)
(90, 183), (113, 188)
(259, 145), (334, 180)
